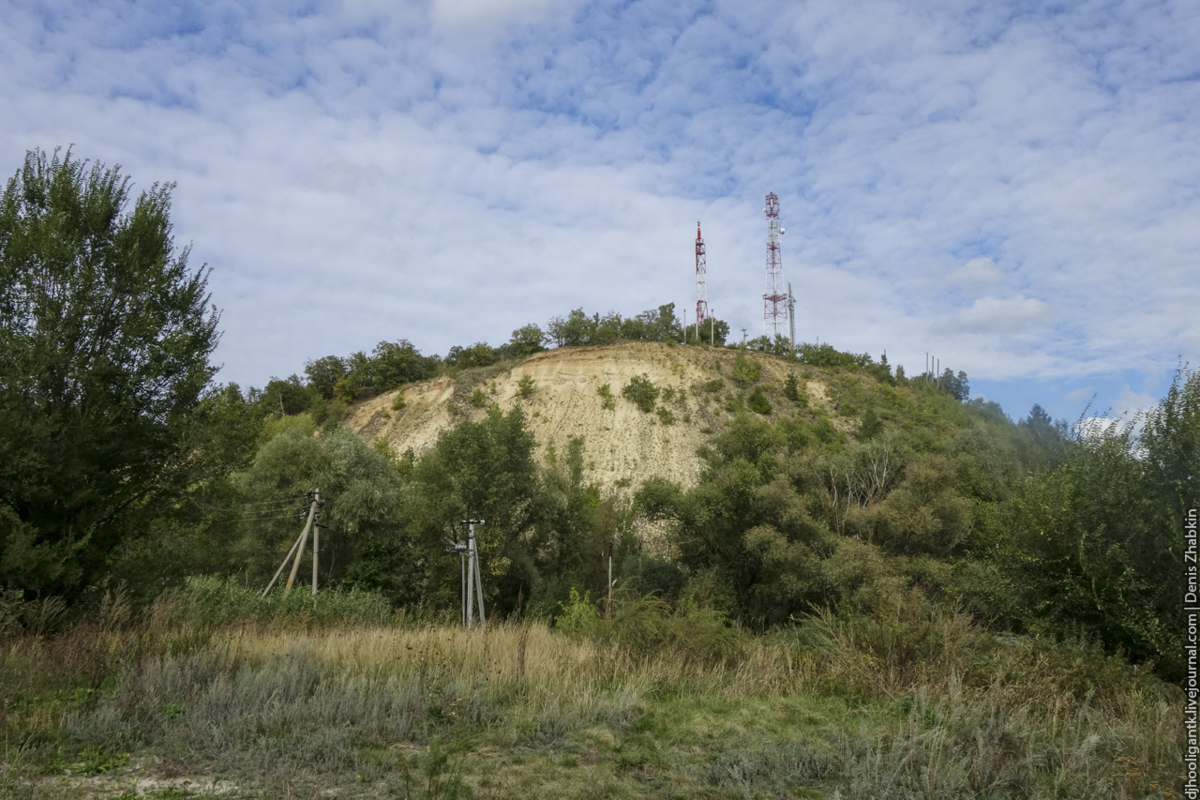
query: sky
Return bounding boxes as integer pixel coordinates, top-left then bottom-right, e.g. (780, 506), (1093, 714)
(2, 0), (1197, 424)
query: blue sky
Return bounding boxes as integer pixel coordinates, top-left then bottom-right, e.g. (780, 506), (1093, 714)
(3, 0), (1197, 424)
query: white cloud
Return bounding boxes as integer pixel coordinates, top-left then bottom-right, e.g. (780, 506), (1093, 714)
(940, 295), (1053, 336)
(1066, 385), (1096, 405)
(950, 257), (1004, 290)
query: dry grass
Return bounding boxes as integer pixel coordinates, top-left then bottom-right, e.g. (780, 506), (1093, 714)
(0, 594), (1186, 799)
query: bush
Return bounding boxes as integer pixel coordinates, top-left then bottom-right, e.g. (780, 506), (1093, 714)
(784, 373), (801, 402)
(597, 383), (616, 410)
(518, 375), (535, 399)
(469, 387), (486, 407)
(748, 387), (772, 415)
(732, 349), (761, 387)
(656, 406), (676, 425)
(622, 374), (660, 412)
(392, 393), (406, 411)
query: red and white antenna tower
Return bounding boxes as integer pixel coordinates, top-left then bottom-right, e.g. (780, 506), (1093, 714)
(763, 193), (787, 340)
(695, 222), (708, 335)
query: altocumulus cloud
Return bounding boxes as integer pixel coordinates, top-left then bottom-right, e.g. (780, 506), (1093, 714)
(0, 0), (1197, 422)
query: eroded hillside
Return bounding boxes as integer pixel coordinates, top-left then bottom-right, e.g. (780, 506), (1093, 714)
(343, 342), (843, 491)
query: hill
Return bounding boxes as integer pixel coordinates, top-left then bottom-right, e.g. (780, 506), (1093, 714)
(344, 341), (844, 491)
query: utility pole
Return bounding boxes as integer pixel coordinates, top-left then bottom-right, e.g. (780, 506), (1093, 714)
(787, 282), (796, 355)
(311, 487), (321, 596)
(262, 489), (319, 598)
(607, 538), (614, 617)
(741, 327), (748, 346)
(463, 519), (486, 628)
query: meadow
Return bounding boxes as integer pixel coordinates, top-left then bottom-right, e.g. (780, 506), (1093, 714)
(0, 582), (1183, 799)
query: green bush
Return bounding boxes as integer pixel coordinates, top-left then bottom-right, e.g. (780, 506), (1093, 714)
(784, 373), (801, 402)
(469, 387), (486, 407)
(597, 383), (616, 410)
(518, 375), (535, 399)
(622, 374), (660, 412)
(656, 406), (676, 425)
(703, 378), (724, 393)
(732, 349), (761, 387)
(748, 387), (772, 415)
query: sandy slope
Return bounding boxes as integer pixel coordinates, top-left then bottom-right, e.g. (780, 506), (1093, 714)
(343, 342), (836, 491)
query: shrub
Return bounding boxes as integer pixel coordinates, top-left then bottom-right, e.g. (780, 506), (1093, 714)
(656, 406), (676, 425)
(469, 387), (486, 407)
(732, 349), (761, 387)
(748, 387), (772, 415)
(622, 374), (659, 412)
(703, 378), (724, 393)
(597, 383), (616, 410)
(392, 393), (406, 411)
(518, 375), (535, 399)
(784, 373), (800, 402)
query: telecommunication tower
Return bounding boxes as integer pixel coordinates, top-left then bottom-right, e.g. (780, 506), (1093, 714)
(763, 193), (788, 340)
(695, 222), (708, 333)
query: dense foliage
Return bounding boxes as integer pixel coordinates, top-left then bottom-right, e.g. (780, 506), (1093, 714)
(0, 149), (222, 595)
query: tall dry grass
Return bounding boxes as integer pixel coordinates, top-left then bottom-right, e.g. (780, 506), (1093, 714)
(0, 583), (1186, 798)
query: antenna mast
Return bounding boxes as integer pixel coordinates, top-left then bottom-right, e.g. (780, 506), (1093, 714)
(763, 193), (787, 340)
(695, 222), (708, 341)
(787, 282), (796, 353)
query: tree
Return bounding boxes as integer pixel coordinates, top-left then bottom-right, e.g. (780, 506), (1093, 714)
(507, 324), (546, 358)
(304, 355), (347, 400)
(0, 148), (220, 595)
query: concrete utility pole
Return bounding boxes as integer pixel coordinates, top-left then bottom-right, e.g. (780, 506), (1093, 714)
(463, 519), (486, 628)
(262, 489), (319, 598)
(311, 487), (320, 596)
(607, 538), (614, 617)
(787, 282), (796, 354)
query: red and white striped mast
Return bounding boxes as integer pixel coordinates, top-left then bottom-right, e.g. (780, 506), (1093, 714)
(763, 193), (787, 340)
(695, 221), (708, 341)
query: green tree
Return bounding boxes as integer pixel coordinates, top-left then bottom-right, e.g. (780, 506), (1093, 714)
(983, 373), (1196, 681)
(546, 308), (596, 347)
(0, 148), (220, 595)
(242, 426), (403, 590)
(370, 339), (437, 391)
(398, 406), (541, 613)
(507, 323), (547, 358)
(303, 355), (347, 401)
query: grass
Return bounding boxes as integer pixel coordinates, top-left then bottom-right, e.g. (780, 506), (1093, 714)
(0, 591), (1184, 799)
